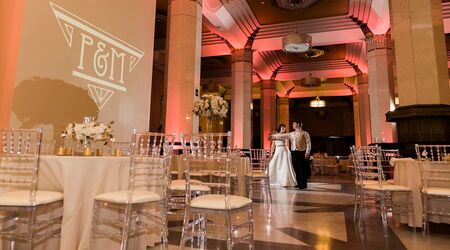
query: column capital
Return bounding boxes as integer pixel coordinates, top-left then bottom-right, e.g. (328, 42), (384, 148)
(169, 0), (202, 6)
(356, 73), (369, 84)
(277, 96), (289, 105)
(366, 34), (392, 52)
(260, 79), (276, 90)
(231, 48), (253, 63)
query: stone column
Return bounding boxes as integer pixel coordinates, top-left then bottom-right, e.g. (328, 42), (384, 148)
(352, 93), (362, 147)
(0, 0), (24, 128)
(164, 0), (202, 135)
(260, 79), (277, 150)
(357, 74), (372, 145)
(366, 34), (396, 143)
(387, 0), (450, 155)
(231, 48), (253, 148)
(277, 96), (290, 132)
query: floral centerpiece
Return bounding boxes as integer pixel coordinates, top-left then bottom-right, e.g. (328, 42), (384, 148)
(61, 118), (114, 147)
(193, 94), (228, 132)
(193, 94), (228, 119)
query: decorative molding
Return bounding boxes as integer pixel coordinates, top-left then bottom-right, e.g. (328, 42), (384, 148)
(260, 79), (277, 90)
(245, 27), (260, 49)
(357, 73), (369, 84)
(366, 34), (392, 52)
(231, 48), (253, 63)
(169, 0), (202, 7)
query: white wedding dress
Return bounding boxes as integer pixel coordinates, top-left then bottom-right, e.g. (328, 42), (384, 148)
(268, 139), (297, 187)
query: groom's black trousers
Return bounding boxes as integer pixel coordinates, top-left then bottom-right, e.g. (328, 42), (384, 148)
(291, 150), (310, 189)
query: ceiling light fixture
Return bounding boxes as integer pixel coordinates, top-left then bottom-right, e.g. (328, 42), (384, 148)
(274, 0), (321, 10)
(310, 96), (326, 108)
(282, 32), (312, 53)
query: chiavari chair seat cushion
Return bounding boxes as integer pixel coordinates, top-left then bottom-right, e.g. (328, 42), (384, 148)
(94, 190), (161, 204)
(189, 172), (210, 177)
(385, 179), (394, 184)
(190, 194), (252, 210)
(422, 187), (450, 196)
(0, 190), (63, 206)
(356, 180), (394, 186)
(364, 184), (411, 192)
(247, 171), (267, 178)
(170, 179), (210, 192)
(211, 172), (238, 178)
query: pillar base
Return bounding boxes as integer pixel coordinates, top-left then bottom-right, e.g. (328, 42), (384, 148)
(386, 105), (450, 157)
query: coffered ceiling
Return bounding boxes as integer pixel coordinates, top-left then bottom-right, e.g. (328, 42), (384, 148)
(155, 0), (450, 98)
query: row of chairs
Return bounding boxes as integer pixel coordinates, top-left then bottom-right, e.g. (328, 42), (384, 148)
(311, 156), (339, 176)
(0, 129), (257, 249)
(351, 145), (450, 236)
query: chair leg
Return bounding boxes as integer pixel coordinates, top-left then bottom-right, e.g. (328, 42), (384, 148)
(179, 208), (191, 249)
(27, 207), (37, 250)
(422, 194), (428, 234)
(248, 205), (254, 250)
(353, 185), (359, 220)
(225, 213), (233, 250)
(380, 192), (388, 237)
(199, 213), (207, 250)
(160, 203), (168, 250)
(120, 204), (133, 250)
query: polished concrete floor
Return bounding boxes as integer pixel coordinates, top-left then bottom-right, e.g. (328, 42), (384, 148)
(156, 177), (450, 250)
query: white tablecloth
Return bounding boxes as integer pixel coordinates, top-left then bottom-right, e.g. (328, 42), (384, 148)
(390, 158), (422, 228)
(37, 155), (154, 250)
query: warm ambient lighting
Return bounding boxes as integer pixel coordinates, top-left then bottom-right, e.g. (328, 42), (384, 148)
(310, 96), (326, 108)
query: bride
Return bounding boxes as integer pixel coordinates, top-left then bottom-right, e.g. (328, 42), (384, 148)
(268, 124), (297, 187)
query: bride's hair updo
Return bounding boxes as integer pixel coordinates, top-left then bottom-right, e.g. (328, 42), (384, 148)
(278, 124), (286, 133)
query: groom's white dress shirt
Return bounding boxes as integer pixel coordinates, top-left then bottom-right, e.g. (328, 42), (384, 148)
(273, 129), (311, 157)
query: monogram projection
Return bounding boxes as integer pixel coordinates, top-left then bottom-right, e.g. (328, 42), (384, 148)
(50, 2), (145, 109)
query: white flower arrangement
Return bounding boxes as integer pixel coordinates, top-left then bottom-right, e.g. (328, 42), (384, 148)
(61, 119), (114, 144)
(193, 94), (229, 120)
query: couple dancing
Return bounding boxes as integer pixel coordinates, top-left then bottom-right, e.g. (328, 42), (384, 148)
(268, 121), (311, 189)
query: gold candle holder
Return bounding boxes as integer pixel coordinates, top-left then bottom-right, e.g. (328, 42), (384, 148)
(66, 148), (73, 156)
(56, 146), (65, 156)
(83, 148), (93, 156)
(95, 148), (103, 156)
(114, 148), (121, 156)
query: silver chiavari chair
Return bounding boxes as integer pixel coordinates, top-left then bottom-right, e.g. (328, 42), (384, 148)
(247, 149), (272, 203)
(0, 128), (63, 249)
(415, 144), (450, 233)
(381, 149), (400, 182)
(91, 131), (174, 250)
(179, 132), (253, 250)
(351, 145), (415, 237)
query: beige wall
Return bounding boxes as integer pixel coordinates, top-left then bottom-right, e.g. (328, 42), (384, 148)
(10, 0), (156, 143)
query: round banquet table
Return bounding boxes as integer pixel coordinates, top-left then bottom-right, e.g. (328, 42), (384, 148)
(390, 158), (422, 228)
(36, 155), (154, 250)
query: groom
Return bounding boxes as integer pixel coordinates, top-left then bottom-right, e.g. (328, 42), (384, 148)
(271, 121), (311, 189)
